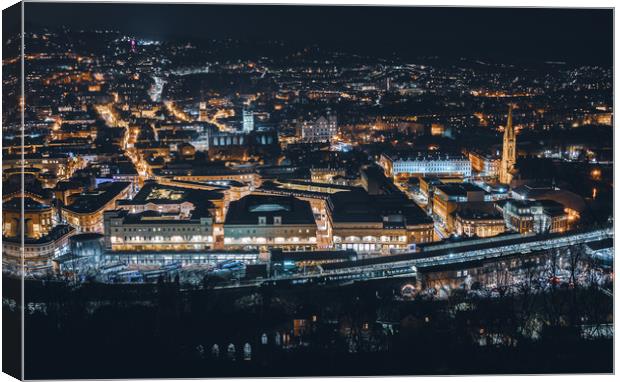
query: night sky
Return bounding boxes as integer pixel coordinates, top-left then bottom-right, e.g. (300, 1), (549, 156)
(24, 3), (613, 65)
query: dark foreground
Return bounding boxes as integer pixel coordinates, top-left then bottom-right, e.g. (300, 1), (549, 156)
(2, 276), (613, 379)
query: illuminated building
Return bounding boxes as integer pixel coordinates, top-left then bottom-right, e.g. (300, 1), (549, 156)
(468, 151), (500, 177)
(499, 105), (516, 184)
(430, 123), (445, 136)
(116, 181), (225, 223)
(242, 109), (254, 133)
(432, 183), (485, 224)
(327, 190), (434, 254)
(300, 113), (338, 142)
(178, 142), (197, 160)
(2, 225), (75, 275)
(154, 165), (261, 188)
(510, 184), (585, 229)
(53, 181), (85, 206)
(103, 209), (214, 251)
(380, 151), (471, 179)
(373, 115), (426, 135)
(2, 152), (77, 180)
(199, 101), (208, 122)
(499, 199), (568, 234)
(310, 167), (346, 183)
(53, 233), (106, 274)
(453, 203), (506, 238)
(223, 194), (318, 251)
(61, 181), (132, 233)
(419, 176), (463, 200)
(256, 179), (359, 236)
(3, 197), (54, 239)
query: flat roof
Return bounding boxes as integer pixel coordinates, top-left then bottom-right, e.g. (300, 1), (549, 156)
(3, 197), (51, 212)
(435, 183), (485, 197)
(328, 190), (432, 225)
(225, 194), (316, 226)
(385, 150), (468, 162)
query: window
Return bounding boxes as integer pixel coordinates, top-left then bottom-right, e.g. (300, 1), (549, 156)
(258, 216), (266, 225)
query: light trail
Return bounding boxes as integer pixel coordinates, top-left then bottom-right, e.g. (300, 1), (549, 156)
(164, 100), (191, 122)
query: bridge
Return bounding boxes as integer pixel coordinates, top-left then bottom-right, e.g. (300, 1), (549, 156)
(215, 228), (613, 289)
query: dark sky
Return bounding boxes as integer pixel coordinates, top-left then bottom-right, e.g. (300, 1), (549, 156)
(24, 3), (613, 65)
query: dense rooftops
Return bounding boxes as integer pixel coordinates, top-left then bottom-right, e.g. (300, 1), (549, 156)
(154, 163), (256, 177)
(63, 181), (131, 214)
(117, 181), (221, 218)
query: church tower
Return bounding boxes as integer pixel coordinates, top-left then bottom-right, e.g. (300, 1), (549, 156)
(199, 87), (208, 122)
(199, 101), (207, 122)
(499, 104), (516, 185)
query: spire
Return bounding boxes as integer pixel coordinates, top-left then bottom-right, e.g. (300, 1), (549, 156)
(506, 103), (514, 139)
(499, 104), (517, 185)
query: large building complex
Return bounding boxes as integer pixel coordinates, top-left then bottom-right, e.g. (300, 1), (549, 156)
(380, 151), (472, 179)
(431, 183), (486, 223)
(327, 190), (434, 254)
(453, 202), (506, 238)
(300, 113), (338, 142)
(3, 197), (54, 239)
(468, 151), (500, 177)
(499, 199), (569, 234)
(61, 181), (133, 233)
(103, 209), (214, 252)
(223, 194), (319, 251)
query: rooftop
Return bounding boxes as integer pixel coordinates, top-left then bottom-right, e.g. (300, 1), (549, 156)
(3, 197), (51, 212)
(63, 182), (131, 214)
(119, 181), (221, 218)
(435, 183), (485, 197)
(114, 210), (211, 225)
(328, 190), (432, 226)
(455, 202), (503, 220)
(225, 194), (316, 226)
(385, 150), (468, 162)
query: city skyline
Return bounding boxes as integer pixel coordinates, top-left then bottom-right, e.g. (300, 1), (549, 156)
(2, 2), (614, 379)
(24, 3), (613, 64)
